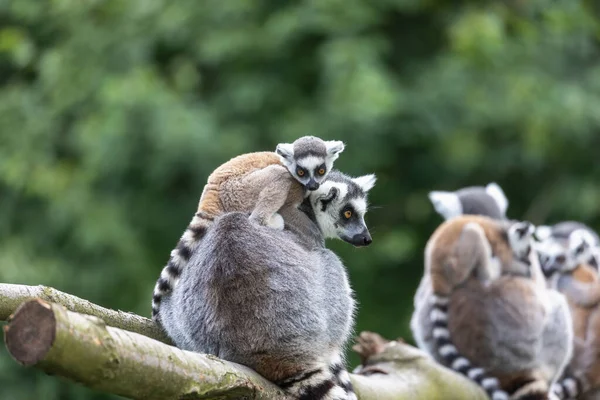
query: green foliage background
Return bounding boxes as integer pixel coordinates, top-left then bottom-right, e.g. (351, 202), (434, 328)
(0, 0), (599, 398)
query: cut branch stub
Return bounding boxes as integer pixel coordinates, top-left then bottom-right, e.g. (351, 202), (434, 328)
(4, 299), (289, 400)
(4, 299), (56, 366)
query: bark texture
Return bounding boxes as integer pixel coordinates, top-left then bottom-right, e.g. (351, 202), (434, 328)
(0, 283), (170, 344)
(1, 285), (489, 400)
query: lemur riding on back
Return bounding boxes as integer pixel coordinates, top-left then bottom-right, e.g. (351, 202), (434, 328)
(152, 136), (345, 320)
(159, 169), (377, 400)
(411, 215), (573, 400)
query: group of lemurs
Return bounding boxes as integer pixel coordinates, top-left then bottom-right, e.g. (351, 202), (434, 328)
(149, 135), (600, 400)
(419, 184), (600, 400)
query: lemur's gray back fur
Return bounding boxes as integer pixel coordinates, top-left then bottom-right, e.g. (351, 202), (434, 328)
(158, 171), (375, 400)
(152, 136), (345, 320)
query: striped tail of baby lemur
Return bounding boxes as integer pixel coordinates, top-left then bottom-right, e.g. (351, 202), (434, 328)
(157, 169), (376, 400)
(151, 136), (345, 320)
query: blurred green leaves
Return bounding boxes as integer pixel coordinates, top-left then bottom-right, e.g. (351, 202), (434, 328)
(0, 0), (599, 398)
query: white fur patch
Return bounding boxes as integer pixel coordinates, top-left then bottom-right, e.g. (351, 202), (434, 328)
(439, 344), (457, 357)
(352, 174), (376, 193)
(350, 198), (367, 216)
(563, 377), (578, 397)
(481, 377), (499, 389)
(488, 256), (502, 281)
(433, 328), (450, 339)
(297, 155), (325, 176)
(429, 191), (462, 220)
(430, 309), (448, 322)
(467, 368), (485, 380)
(431, 295), (449, 306)
(452, 357), (470, 370)
(485, 182), (508, 214)
(322, 387), (347, 400)
(324, 140), (345, 157)
(492, 391), (509, 400)
(535, 225), (553, 241)
(266, 213), (285, 230)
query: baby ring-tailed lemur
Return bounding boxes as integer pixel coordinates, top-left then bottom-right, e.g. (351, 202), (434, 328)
(152, 136), (345, 320)
(535, 226), (600, 400)
(428, 182), (509, 221)
(158, 170), (376, 400)
(411, 215), (573, 400)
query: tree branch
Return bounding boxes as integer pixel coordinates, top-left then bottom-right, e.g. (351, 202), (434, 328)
(1, 284), (489, 399)
(4, 299), (290, 400)
(0, 283), (171, 344)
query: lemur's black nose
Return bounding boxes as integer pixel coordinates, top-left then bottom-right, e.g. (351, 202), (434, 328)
(306, 180), (319, 191)
(352, 232), (372, 247)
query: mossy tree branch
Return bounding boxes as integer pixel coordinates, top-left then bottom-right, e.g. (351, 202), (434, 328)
(1, 285), (488, 400)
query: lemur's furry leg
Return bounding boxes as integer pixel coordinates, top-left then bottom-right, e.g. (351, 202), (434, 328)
(243, 165), (300, 230)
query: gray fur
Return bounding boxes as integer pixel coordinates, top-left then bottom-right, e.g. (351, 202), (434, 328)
(429, 182), (509, 221)
(153, 136), (345, 320)
(159, 170), (375, 400)
(535, 223), (600, 277)
(276, 136), (345, 191)
(411, 219), (573, 399)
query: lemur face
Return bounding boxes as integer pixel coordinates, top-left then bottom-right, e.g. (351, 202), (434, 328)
(309, 172), (376, 247)
(276, 136), (345, 191)
(535, 229), (599, 277)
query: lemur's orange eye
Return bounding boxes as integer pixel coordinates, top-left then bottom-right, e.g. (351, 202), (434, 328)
(318, 168), (325, 175)
(344, 210), (352, 219)
(297, 169), (305, 177)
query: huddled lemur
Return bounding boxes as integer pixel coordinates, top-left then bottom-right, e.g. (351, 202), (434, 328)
(429, 182), (509, 221)
(159, 169), (376, 400)
(152, 136), (345, 319)
(536, 226), (600, 400)
(411, 215), (573, 400)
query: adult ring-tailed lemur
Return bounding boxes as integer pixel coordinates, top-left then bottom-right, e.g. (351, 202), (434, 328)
(158, 169), (376, 400)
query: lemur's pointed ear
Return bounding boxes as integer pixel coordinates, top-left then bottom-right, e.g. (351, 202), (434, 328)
(485, 182), (509, 215)
(428, 191), (462, 220)
(324, 140), (345, 159)
(534, 225), (553, 241)
(353, 174), (376, 193)
(319, 187), (339, 211)
(275, 143), (294, 160)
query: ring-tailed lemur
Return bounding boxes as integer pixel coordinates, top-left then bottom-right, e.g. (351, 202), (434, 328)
(411, 215), (573, 400)
(152, 136), (345, 320)
(536, 228), (600, 400)
(428, 182), (509, 221)
(158, 170), (376, 400)
(535, 221), (600, 277)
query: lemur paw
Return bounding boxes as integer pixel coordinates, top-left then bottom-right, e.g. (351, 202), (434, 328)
(266, 213), (285, 230)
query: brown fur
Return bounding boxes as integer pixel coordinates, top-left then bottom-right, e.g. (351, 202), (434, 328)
(421, 216), (563, 398)
(555, 264), (600, 398)
(196, 151), (303, 220)
(425, 215), (528, 296)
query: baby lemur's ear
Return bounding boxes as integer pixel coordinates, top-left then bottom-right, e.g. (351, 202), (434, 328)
(319, 186), (339, 212)
(324, 140), (345, 159)
(353, 174), (376, 193)
(275, 143), (294, 160)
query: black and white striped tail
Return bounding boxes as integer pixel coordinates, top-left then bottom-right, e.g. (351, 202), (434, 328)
(552, 376), (583, 399)
(430, 295), (509, 400)
(151, 212), (211, 320)
(277, 357), (357, 400)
